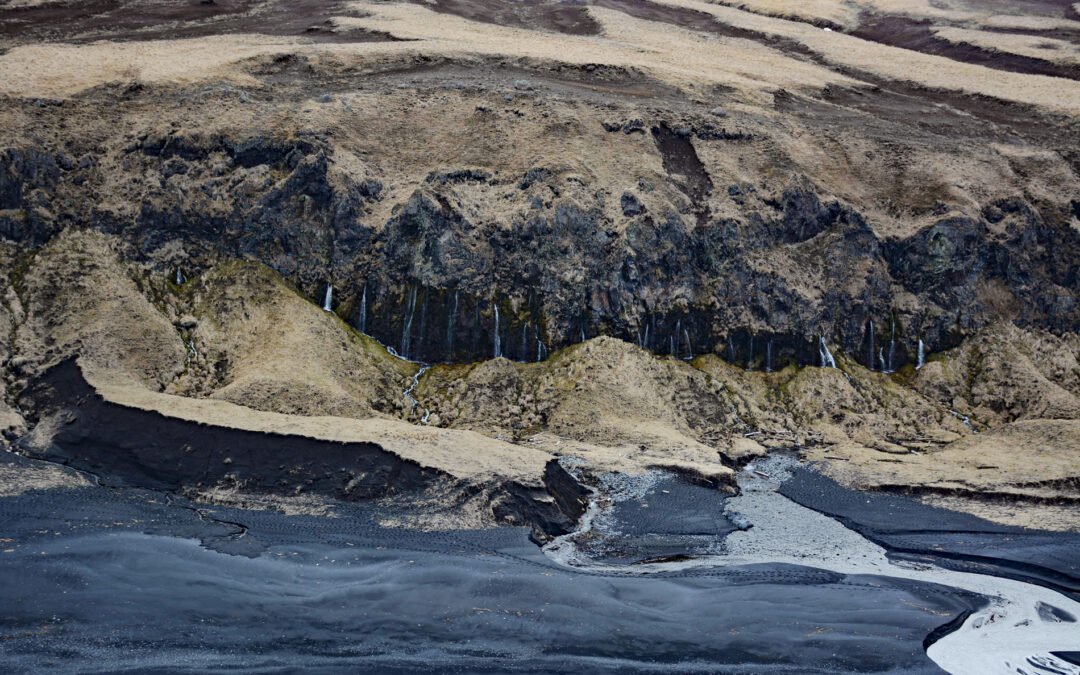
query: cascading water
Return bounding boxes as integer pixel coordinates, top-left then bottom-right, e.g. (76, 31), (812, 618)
(175, 268), (186, 285)
(403, 365), (431, 424)
(878, 347), (887, 373)
(358, 285), (368, 333)
(683, 329), (693, 360)
(322, 284), (333, 312)
(536, 339), (548, 362)
(765, 340), (773, 373)
(819, 337), (837, 368)
(917, 339), (926, 370)
(493, 305), (502, 358)
(728, 336), (736, 363)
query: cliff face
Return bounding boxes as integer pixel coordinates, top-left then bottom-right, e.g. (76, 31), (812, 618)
(2, 82), (1076, 369)
(1, 0), (1079, 527)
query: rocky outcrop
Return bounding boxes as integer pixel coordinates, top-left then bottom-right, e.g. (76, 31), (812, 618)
(2, 101), (1077, 371)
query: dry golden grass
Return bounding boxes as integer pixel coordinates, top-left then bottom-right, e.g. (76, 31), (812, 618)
(1, 0), (1077, 115)
(657, 0), (1080, 113)
(97, 373), (555, 482)
(336, 1), (852, 98)
(179, 262), (416, 420)
(712, 0), (860, 28)
(0, 1), (850, 102)
(806, 419), (1080, 501)
(978, 14), (1080, 32)
(14, 230), (187, 391)
(933, 26), (1080, 67)
(0, 34), (300, 98)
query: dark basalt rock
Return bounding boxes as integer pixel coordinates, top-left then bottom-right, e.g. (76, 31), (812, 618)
(491, 481), (578, 543)
(2, 127), (1079, 367)
(620, 192), (644, 217)
(543, 459), (591, 521)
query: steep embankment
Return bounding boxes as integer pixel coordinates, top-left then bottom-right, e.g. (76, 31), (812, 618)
(0, 229), (1075, 531)
(0, 0), (1078, 530)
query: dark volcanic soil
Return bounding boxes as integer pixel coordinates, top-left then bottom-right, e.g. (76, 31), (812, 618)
(0, 468), (986, 674)
(18, 359), (444, 500)
(0, 0), (398, 45)
(851, 15), (1080, 81)
(780, 468), (1080, 601)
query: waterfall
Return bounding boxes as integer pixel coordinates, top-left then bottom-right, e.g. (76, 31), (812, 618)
(536, 339), (548, 362)
(175, 268), (186, 285)
(580, 327), (586, 343)
(400, 286), (418, 360)
(493, 305), (502, 358)
(746, 334), (754, 370)
(669, 333), (676, 356)
(727, 336), (736, 363)
(358, 285), (368, 333)
(642, 324), (650, 351)
(818, 337), (837, 368)
(917, 339), (926, 370)
(765, 340), (773, 373)
(520, 323), (530, 361)
(322, 284), (333, 312)
(683, 329), (693, 360)
(878, 347), (887, 373)
(403, 365), (431, 425)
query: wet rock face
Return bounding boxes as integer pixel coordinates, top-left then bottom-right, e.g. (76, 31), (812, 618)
(2, 128), (1078, 367)
(490, 460), (593, 543)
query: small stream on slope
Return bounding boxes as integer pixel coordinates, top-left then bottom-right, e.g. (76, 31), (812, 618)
(542, 456), (1080, 675)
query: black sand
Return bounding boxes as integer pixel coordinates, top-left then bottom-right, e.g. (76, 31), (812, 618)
(780, 468), (1080, 601)
(0, 465), (985, 674)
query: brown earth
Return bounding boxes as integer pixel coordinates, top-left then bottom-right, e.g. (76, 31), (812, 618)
(3, 230), (1077, 529)
(0, 0), (1078, 529)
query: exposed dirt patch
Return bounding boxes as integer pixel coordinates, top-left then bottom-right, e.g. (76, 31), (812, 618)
(851, 14), (1080, 81)
(0, 0), (397, 46)
(651, 122), (712, 211)
(405, 0), (601, 36)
